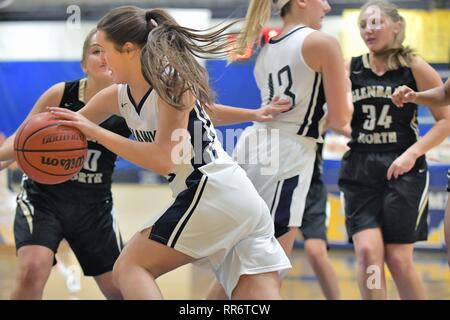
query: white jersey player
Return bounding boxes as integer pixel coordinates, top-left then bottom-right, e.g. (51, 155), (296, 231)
(50, 6), (291, 300)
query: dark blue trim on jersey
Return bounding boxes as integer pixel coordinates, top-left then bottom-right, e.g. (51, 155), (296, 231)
(274, 175), (300, 229)
(306, 80), (326, 139)
(298, 72), (319, 136)
(269, 26), (306, 44)
(126, 85), (152, 116)
(270, 181), (281, 214)
(149, 175), (208, 247)
(197, 103), (218, 159)
(187, 102), (217, 167)
(170, 176), (208, 248)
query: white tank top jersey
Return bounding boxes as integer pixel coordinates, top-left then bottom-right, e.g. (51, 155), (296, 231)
(254, 25), (328, 141)
(117, 84), (233, 197)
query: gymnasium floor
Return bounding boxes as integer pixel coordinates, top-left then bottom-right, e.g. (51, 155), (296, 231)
(0, 184), (449, 300)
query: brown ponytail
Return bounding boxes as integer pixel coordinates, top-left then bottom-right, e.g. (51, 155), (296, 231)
(98, 6), (239, 110)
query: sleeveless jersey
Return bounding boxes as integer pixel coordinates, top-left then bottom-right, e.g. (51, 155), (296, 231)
(348, 54), (419, 152)
(23, 79), (131, 202)
(254, 25), (327, 141)
(117, 84), (233, 197)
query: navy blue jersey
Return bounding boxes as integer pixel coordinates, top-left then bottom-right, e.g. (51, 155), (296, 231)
(23, 79), (131, 203)
(349, 54), (419, 152)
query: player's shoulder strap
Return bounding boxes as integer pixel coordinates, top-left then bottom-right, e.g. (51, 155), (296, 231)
(60, 79), (84, 110)
(350, 54), (364, 72)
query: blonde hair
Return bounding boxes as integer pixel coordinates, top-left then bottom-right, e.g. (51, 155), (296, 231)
(98, 6), (238, 110)
(81, 28), (97, 65)
(234, 0), (271, 56)
(360, 0), (415, 70)
(234, 0), (292, 57)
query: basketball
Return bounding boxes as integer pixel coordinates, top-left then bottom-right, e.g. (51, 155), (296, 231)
(13, 112), (88, 185)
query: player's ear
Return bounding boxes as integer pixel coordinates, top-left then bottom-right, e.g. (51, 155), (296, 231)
(122, 42), (138, 55)
(80, 61), (87, 74)
(293, 0), (307, 9)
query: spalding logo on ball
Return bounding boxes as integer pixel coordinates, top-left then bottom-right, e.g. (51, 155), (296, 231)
(14, 112), (88, 185)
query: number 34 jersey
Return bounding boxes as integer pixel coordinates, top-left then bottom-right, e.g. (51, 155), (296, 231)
(254, 25), (327, 142)
(349, 54), (419, 152)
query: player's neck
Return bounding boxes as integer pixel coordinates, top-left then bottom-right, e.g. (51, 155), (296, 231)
(127, 75), (151, 99)
(85, 77), (113, 102)
(280, 15), (307, 36)
(368, 52), (387, 76)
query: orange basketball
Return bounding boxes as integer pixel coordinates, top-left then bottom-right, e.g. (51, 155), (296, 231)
(14, 112), (88, 185)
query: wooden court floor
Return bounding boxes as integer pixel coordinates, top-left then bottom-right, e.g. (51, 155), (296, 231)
(0, 184), (449, 300)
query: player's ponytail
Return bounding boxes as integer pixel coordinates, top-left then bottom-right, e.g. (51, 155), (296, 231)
(234, 0), (272, 57)
(360, 0), (415, 70)
(141, 9), (238, 110)
(98, 6), (238, 111)
(234, 0), (293, 59)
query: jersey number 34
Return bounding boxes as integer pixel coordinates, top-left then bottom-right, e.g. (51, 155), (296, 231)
(362, 104), (393, 131)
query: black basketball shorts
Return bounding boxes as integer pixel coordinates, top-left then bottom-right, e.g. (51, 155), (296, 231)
(338, 150), (428, 244)
(14, 188), (123, 276)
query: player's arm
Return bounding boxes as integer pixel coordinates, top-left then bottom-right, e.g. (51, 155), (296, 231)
(207, 97), (291, 126)
(393, 78), (450, 108)
(81, 96), (187, 175)
(78, 84), (121, 124)
(405, 58), (450, 157)
(415, 79), (450, 107)
(0, 82), (65, 163)
(303, 32), (353, 133)
(387, 58), (450, 179)
(50, 92), (192, 176)
(329, 60), (353, 138)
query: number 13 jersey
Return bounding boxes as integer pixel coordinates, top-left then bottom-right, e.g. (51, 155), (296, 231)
(254, 25), (327, 142)
(349, 54), (419, 152)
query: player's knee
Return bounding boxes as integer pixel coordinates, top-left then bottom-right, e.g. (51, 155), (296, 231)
(355, 243), (381, 267)
(304, 241), (327, 261)
(16, 259), (49, 289)
(232, 273), (281, 300)
(112, 256), (126, 286)
(385, 251), (413, 276)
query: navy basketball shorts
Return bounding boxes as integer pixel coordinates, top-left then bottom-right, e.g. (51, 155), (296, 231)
(300, 176), (328, 242)
(339, 150), (429, 244)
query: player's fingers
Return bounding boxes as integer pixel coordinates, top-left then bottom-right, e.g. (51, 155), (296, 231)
(387, 164), (394, 180)
(405, 92), (415, 100)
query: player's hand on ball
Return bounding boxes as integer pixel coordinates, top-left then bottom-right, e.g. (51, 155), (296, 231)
(48, 107), (99, 140)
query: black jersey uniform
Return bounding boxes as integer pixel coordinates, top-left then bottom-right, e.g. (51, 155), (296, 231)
(339, 55), (428, 243)
(15, 79), (131, 276)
